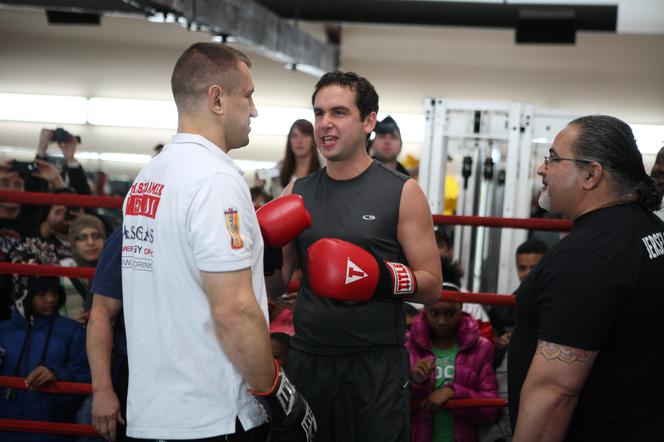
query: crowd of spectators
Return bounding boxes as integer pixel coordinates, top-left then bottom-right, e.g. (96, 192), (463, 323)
(0, 122), (661, 442)
(0, 128), (122, 441)
(1, 128), (122, 320)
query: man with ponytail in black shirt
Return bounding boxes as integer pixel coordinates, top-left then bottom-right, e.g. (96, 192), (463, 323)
(509, 115), (664, 442)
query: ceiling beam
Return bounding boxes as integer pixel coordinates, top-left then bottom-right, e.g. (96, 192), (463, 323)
(0, 0), (141, 14)
(255, 1), (617, 32)
(123, 0), (339, 76)
(0, 0), (339, 76)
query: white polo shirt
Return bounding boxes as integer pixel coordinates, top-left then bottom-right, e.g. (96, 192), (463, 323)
(121, 133), (268, 439)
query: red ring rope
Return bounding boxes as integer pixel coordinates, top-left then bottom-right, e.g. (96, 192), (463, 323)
(0, 419), (98, 437)
(442, 290), (515, 306)
(0, 190), (122, 208)
(0, 190), (571, 230)
(0, 190), (520, 437)
(287, 280), (515, 306)
(0, 376), (92, 395)
(433, 214), (572, 231)
(1, 264), (516, 306)
(412, 398), (507, 409)
(0, 399), (509, 437)
(0, 262), (95, 279)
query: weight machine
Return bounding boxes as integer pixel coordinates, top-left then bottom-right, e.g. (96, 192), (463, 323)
(419, 98), (582, 294)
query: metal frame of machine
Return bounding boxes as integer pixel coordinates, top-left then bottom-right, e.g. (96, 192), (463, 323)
(419, 98), (582, 294)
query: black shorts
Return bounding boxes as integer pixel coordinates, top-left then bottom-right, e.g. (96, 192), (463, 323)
(287, 346), (410, 442)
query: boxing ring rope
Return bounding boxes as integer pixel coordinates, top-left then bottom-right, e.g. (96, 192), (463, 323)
(0, 372), (506, 437)
(0, 262), (94, 279)
(285, 280), (516, 306)
(0, 376), (92, 395)
(0, 419), (98, 437)
(432, 214), (572, 231)
(0, 190), (123, 208)
(0, 190), (572, 230)
(0, 264), (517, 308)
(0, 377), (97, 436)
(2, 189), (570, 437)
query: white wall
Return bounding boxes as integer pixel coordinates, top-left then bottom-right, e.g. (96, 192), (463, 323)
(1, 8), (663, 174)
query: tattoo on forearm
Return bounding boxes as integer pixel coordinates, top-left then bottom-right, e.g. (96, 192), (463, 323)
(536, 341), (592, 364)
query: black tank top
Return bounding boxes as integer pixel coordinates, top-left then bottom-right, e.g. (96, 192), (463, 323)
(292, 161), (409, 355)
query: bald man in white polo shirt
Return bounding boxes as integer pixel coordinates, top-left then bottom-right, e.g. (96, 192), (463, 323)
(119, 43), (314, 442)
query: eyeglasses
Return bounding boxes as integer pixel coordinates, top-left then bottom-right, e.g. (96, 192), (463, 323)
(74, 232), (104, 242)
(543, 155), (592, 168)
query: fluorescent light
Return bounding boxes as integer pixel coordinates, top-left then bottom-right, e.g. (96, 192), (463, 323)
(253, 107), (312, 136)
(73, 151), (101, 160)
(99, 152), (152, 164)
(0, 93), (87, 124)
(233, 159), (278, 171)
(211, 35), (237, 43)
(88, 97), (177, 129)
(0, 145), (150, 164)
(631, 124), (664, 155)
(146, 12), (178, 24)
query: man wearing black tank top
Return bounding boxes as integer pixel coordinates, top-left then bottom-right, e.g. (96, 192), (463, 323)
(268, 71), (442, 442)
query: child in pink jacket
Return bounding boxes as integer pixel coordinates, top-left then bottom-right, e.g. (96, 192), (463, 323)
(407, 286), (500, 442)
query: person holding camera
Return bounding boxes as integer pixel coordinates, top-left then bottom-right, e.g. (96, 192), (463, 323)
(35, 128), (91, 196)
(30, 128), (106, 263)
(0, 128), (92, 318)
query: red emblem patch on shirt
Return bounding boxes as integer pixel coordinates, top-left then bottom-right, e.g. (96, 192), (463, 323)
(224, 208), (244, 250)
(126, 181), (164, 219)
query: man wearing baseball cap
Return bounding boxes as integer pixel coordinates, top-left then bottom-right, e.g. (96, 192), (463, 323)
(371, 115), (410, 176)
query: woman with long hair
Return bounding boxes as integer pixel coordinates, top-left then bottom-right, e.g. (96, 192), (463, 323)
(280, 119), (320, 188)
(267, 119), (320, 197)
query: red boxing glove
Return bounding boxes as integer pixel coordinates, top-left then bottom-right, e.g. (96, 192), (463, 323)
(307, 238), (417, 302)
(257, 194), (312, 249)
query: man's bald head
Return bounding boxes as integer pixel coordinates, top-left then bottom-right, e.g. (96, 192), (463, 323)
(171, 42), (252, 115)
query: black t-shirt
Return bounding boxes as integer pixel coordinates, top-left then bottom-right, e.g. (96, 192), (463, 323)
(508, 204), (664, 441)
(292, 161), (409, 355)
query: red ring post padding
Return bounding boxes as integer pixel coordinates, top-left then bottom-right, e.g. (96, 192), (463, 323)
(0, 419), (98, 437)
(0, 376), (92, 395)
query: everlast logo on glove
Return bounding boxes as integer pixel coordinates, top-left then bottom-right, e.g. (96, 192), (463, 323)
(385, 261), (417, 296)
